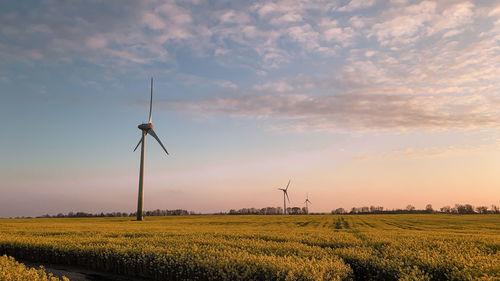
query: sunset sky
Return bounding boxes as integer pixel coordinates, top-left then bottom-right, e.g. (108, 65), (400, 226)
(1, 0), (499, 217)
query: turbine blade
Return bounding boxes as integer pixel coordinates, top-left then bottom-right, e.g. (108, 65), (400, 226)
(133, 137), (142, 152)
(285, 191), (290, 203)
(148, 129), (169, 155)
(286, 179), (290, 190)
(148, 77), (153, 123)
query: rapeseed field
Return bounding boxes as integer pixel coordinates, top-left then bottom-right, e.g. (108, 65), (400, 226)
(0, 254), (68, 281)
(0, 215), (498, 280)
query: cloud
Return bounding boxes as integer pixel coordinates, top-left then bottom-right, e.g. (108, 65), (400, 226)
(488, 5), (500, 17)
(0, 1), (173, 66)
(162, 0), (498, 133)
(337, 0), (376, 12)
(442, 28), (464, 38)
(269, 12), (303, 25)
(319, 20), (356, 45)
(370, 1), (437, 45)
(349, 16), (367, 29)
(287, 24), (322, 52)
(0, 0), (498, 93)
(85, 36), (107, 49)
(165, 93), (499, 131)
(427, 2), (474, 36)
(2, 0), (483, 72)
(254, 81), (293, 92)
(214, 80), (238, 89)
(218, 10), (251, 24)
(355, 140), (500, 162)
(163, 3), (498, 133)
(369, 1), (476, 46)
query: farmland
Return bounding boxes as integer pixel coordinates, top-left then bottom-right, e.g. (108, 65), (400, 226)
(0, 254), (68, 281)
(0, 215), (498, 280)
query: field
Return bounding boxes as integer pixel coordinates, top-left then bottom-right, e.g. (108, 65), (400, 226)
(0, 254), (68, 281)
(0, 215), (498, 281)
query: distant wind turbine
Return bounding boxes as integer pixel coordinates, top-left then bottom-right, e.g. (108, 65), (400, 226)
(304, 193), (312, 214)
(278, 180), (291, 215)
(133, 78), (169, 221)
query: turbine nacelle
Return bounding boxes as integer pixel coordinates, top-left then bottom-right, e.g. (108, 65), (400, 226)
(304, 193), (312, 204)
(138, 123), (154, 130)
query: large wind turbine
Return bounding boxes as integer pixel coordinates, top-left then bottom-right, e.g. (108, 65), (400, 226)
(133, 78), (169, 221)
(304, 193), (312, 214)
(278, 180), (291, 215)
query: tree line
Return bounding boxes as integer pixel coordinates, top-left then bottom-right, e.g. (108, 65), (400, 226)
(30, 209), (194, 219)
(8, 203), (499, 219)
(332, 204), (499, 215)
(226, 204), (499, 215)
(227, 207), (309, 215)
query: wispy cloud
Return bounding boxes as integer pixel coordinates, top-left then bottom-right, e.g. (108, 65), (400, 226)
(254, 81), (293, 92)
(2, 0), (499, 133)
(214, 80), (238, 89)
(354, 141), (500, 162)
(337, 0), (376, 12)
(1, 0), (495, 73)
(166, 93), (499, 131)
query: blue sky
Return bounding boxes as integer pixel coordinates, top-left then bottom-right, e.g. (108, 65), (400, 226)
(1, 0), (499, 217)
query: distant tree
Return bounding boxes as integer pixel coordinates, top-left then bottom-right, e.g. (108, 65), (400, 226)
(290, 207), (302, 215)
(371, 206), (383, 213)
(406, 205), (416, 212)
(260, 207), (279, 215)
(350, 207), (359, 214)
(301, 207), (308, 214)
(491, 205), (499, 214)
(440, 205), (451, 213)
(425, 204), (433, 213)
(332, 208), (346, 214)
(476, 206), (488, 214)
(455, 204), (475, 214)
(360, 206), (369, 213)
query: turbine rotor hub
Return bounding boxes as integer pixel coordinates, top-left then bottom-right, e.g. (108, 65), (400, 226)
(138, 123), (154, 130)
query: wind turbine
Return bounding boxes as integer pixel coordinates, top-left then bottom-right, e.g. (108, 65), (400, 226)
(278, 180), (291, 215)
(133, 78), (169, 221)
(304, 193), (312, 214)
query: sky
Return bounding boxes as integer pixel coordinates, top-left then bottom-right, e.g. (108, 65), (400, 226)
(0, 0), (499, 217)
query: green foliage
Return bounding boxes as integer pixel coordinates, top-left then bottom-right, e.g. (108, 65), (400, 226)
(0, 215), (498, 280)
(0, 254), (69, 281)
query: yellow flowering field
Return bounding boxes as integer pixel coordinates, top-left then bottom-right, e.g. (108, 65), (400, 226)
(0, 215), (498, 280)
(0, 254), (68, 281)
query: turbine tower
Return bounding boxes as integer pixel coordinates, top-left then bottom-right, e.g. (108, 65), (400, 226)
(133, 78), (169, 221)
(304, 193), (312, 214)
(278, 180), (291, 215)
